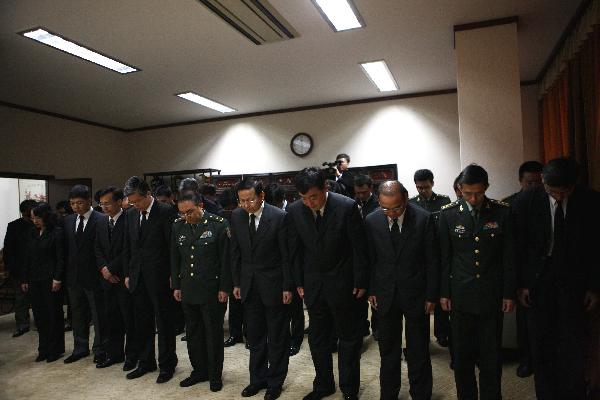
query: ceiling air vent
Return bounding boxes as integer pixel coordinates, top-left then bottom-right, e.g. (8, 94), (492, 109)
(199, 0), (299, 45)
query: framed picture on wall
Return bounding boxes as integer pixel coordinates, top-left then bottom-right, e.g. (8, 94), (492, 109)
(19, 179), (48, 203)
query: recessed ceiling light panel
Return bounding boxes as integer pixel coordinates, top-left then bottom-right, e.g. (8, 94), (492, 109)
(360, 60), (398, 92)
(177, 92), (236, 113)
(20, 28), (138, 74)
(312, 0), (363, 32)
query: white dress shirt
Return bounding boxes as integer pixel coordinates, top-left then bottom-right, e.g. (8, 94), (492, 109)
(387, 211), (406, 232)
(75, 208), (94, 232)
(548, 195), (568, 256)
(249, 201), (265, 230)
(140, 197), (155, 225)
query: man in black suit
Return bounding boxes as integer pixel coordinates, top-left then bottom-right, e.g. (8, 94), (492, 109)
(63, 185), (107, 364)
(335, 153), (355, 198)
(231, 178), (292, 400)
(513, 158), (599, 400)
(288, 167), (369, 400)
(123, 176), (178, 384)
(94, 187), (138, 370)
(4, 199), (37, 337)
(366, 181), (437, 400)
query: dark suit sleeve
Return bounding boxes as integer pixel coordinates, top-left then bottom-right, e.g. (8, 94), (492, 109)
(218, 221), (232, 293)
(279, 212), (292, 291)
(347, 202), (369, 289)
(3, 222), (15, 272)
(365, 219), (378, 296)
(164, 206), (177, 271)
(170, 223), (181, 291)
(585, 190), (600, 293)
(287, 212), (304, 288)
(123, 213), (131, 279)
(511, 191), (530, 290)
(502, 209), (517, 300)
(53, 228), (65, 282)
(424, 214), (440, 303)
(95, 221), (109, 270)
(438, 211), (451, 299)
(229, 216), (242, 288)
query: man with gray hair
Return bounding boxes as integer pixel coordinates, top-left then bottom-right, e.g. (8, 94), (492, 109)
(366, 181), (438, 400)
(122, 176), (179, 383)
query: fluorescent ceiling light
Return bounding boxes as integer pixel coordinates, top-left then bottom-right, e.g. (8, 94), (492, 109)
(21, 28), (138, 74)
(360, 60), (398, 92)
(177, 92), (236, 113)
(312, 0), (363, 31)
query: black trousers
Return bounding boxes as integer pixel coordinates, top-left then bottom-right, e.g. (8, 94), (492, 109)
(132, 279), (177, 372)
(228, 296), (245, 339)
(451, 309), (503, 400)
(68, 284), (105, 356)
(101, 282), (138, 361)
(182, 300), (226, 384)
(244, 287), (290, 389)
(306, 292), (362, 396)
(529, 274), (587, 400)
(434, 303), (451, 341)
(515, 302), (532, 365)
(289, 289), (304, 347)
(358, 296), (371, 335)
(11, 276), (31, 330)
(378, 295), (432, 400)
(29, 279), (64, 357)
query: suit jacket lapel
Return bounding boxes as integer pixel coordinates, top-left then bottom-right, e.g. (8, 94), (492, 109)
(394, 206), (413, 258)
(140, 201), (159, 243)
(318, 196), (337, 239)
(252, 205), (271, 249)
(377, 210), (395, 256)
(457, 199), (475, 235)
(301, 205), (318, 242)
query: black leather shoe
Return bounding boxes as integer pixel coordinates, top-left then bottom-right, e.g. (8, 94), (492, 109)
(180, 335), (187, 341)
(224, 336), (244, 347)
(64, 351), (90, 364)
(343, 394), (358, 400)
(304, 327), (310, 334)
(437, 337), (450, 347)
(126, 366), (156, 380)
(302, 389), (335, 400)
(93, 353), (107, 364)
(123, 359), (137, 371)
(516, 362), (533, 378)
(12, 327), (30, 337)
(372, 330), (379, 341)
(180, 374), (208, 387)
(449, 360), (455, 370)
(210, 381), (223, 392)
(46, 353), (63, 363)
(264, 387), (282, 400)
(156, 370), (174, 384)
(64, 322), (72, 332)
(96, 356), (124, 369)
(242, 383), (268, 397)
(246, 342), (250, 350)
(35, 354), (47, 362)
(289, 345), (300, 356)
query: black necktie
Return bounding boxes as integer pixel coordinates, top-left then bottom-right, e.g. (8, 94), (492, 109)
(472, 208), (480, 225)
(139, 210), (148, 238)
(76, 215), (85, 241)
(315, 210), (322, 229)
(553, 200), (565, 259)
(249, 214), (256, 243)
(109, 218), (115, 241)
(391, 217), (401, 249)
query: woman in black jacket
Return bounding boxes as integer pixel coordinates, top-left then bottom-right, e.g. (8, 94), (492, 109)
(21, 202), (65, 362)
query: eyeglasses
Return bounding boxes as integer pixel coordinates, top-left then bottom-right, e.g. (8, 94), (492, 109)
(178, 209), (196, 218)
(238, 198), (259, 206)
(381, 205), (404, 213)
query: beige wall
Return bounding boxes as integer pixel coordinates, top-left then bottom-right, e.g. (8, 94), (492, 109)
(0, 87), (540, 200)
(0, 106), (129, 193)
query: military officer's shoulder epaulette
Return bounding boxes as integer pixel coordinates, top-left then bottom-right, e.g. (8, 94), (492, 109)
(173, 217), (184, 224)
(489, 198), (510, 208)
(440, 201), (460, 211)
(437, 193), (450, 198)
(409, 195), (420, 201)
(204, 213), (226, 223)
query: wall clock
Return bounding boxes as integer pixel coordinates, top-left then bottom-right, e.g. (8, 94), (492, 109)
(290, 133), (313, 157)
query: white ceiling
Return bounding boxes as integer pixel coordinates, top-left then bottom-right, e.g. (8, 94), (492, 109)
(0, 0), (581, 131)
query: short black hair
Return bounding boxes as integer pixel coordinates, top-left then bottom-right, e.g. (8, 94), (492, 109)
(453, 173), (463, 191)
(336, 153), (350, 163)
(98, 186), (124, 202)
(69, 184), (91, 200)
(265, 184), (285, 205)
(178, 178), (200, 194)
(236, 177), (264, 195)
(294, 167), (326, 194)
(32, 202), (57, 229)
(178, 191), (203, 206)
(200, 184), (217, 197)
(459, 164), (489, 186)
(19, 199), (38, 214)
(123, 176), (150, 197)
(542, 157), (578, 187)
(354, 174), (373, 188)
(518, 161), (543, 180)
(414, 169), (434, 183)
(153, 185), (173, 198)
(55, 200), (72, 214)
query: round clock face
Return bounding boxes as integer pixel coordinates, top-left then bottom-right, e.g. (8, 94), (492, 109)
(291, 133), (313, 157)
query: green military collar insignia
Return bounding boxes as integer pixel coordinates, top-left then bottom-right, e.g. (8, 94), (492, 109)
(441, 200), (460, 210)
(199, 230), (213, 239)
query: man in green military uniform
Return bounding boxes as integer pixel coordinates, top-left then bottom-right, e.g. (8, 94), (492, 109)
(439, 164), (516, 400)
(171, 191), (232, 392)
(501, 161), (542, 379)
(409, 169), (452, 348)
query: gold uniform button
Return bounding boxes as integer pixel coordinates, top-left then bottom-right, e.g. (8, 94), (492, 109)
(475, 261), (480, 266)
(190, 263), (194, 267)
(190, 272), (194, 277)
(190, 255), (194, 259)
(475, 249), (480, 254)
(476, 274), (480, 278)
(475, 236), (480, 242)
(191, 246), (195, 250)
(491, 234), (495, 238)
